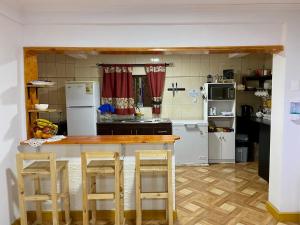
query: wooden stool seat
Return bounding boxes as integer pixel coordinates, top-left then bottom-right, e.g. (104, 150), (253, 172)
(81, 152), (124, 225)
(135, 150), (173, 225)
(140, 160), (168, 173)
(87, 160), (123, 174)
(16, 152), (71, 225)
(22, 160), (67, 175)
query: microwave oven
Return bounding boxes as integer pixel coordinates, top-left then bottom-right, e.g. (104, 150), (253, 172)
(208, 84), (235, 100)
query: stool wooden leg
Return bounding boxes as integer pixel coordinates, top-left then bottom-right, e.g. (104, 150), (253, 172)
(120, 162), (125, 224)
(115, 159), (121, 225)
(165, 175), (169, 223)
(63, 164), (71, 225)
(90, 176), (97, 225)
(167, 151), (173, 225)
(16, 155), (28, 225)
(135, 155), (142, 225)
(34, 176), (42, 224)
(50, 162), (59, 225)
(82, 153), (89, 225)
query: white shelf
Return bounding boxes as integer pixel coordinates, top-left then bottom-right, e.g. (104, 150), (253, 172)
(208, 99), (235, 102)
(208, 115), (235, 118)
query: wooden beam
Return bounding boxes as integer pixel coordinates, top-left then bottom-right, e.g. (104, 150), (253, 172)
(23, 45), (284, 55)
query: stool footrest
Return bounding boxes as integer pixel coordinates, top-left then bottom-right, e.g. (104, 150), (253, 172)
(88, 193), (115, 200)
(24, 194), (50, 201)
(24, 193), (66, 201)
(141, 192), (168, 199)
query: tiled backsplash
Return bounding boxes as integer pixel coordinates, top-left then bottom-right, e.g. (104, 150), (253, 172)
(37, 53), (272, 122)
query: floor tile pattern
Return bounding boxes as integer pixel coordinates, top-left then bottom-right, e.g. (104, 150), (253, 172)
(35, 163), (300, 225)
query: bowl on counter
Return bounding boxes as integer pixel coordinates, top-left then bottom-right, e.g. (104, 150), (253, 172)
(35, 104), (49, 111)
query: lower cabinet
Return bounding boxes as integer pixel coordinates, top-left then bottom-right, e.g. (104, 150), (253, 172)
(208, 132), (235, 163)
(97, 123), (172, 135)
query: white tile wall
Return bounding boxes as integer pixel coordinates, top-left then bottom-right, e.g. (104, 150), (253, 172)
(38, 53), (272, 122)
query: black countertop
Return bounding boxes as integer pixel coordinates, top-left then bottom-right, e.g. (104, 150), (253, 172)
(97, 118), (172, 124)
(250, 117), (271, 126)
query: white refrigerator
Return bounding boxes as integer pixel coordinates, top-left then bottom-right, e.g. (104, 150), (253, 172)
(65, 81), (100, 136)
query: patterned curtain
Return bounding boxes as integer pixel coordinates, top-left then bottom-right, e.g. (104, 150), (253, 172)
(145, 64), (166, 114)
(101, 65), (135, 115)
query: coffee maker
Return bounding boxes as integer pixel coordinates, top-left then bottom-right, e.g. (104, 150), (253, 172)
(241, 105), (253, 117)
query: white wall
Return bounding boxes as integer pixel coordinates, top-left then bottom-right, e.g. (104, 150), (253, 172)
(269, 15), (300, 212)
(0, 12), (23, 225)
(23, 23), (283, 47)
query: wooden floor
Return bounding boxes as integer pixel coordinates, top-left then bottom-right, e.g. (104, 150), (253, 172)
(43, 163), (299, 225)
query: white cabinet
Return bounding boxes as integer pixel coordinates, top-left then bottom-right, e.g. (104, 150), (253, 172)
(222, 132), (235, 160)
(208, 132), (222, 160)
(209, 132), (235, 163)
(172, 120), (208, 165)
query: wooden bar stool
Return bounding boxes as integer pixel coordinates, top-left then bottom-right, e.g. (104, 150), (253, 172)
(81, 151), (124, 225)
(135, 150), (173, 225)
(16, 152), (71, 225)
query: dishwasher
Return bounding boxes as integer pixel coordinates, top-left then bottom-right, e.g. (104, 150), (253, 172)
(172, 120), (208, 165)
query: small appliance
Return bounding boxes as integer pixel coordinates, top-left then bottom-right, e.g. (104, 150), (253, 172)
(208, 84), (235, 100)
(241, 105), (253, 117)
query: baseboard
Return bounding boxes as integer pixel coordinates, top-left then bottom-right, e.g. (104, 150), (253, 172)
(11, 210), (177, 225)
(266, 201), (300, 223)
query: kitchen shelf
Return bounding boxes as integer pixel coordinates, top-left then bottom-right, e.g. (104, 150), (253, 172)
(208, 115), (235, 118)
(208, 99), (235, 101)
(28, 109), (62, 113)
(26, 84), (55, 88)
(243, 75), (272, 81)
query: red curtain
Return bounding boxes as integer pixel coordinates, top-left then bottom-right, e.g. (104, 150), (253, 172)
(101, 65), (135, 115)
(145, 64), (166, 114)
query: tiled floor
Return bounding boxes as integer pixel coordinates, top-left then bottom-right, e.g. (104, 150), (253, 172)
(174, 163), (299, 225)
(54, 163), (300, 225)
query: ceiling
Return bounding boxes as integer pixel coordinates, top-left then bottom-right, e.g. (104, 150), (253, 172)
(1, 0), (300, 25)
(4, 0), (300, 13)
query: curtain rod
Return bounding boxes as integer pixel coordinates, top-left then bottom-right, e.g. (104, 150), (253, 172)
(96, 63), (174, 67)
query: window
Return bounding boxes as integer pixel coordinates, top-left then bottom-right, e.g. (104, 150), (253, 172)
(133, 75), (152, 107)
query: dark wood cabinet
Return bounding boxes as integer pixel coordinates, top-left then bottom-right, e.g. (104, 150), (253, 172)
(97, 122), (172, 135)
(258, 123), (270, 182)
(236, 116), (270, 182)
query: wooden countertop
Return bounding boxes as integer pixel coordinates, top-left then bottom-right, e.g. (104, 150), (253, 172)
(21, 135), (180, 145)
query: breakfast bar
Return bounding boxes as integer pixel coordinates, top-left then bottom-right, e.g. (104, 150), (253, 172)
(20, 135), (180, 216)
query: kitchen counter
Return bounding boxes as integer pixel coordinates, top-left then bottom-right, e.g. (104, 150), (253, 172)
(19, 135), (180, 213)
(171, 120), (208, 126)
(98, 118), (172, 124)
(21, 135), (179, 145)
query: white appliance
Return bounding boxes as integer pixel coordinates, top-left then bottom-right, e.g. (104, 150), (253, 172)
(172, 120), (208, 165)
(65, 81), (100, 136)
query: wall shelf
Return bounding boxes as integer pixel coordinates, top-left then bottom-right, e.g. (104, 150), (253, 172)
(208, 115), (235, 118)
(207, 99), (235, 102)
(27, 109), (62, 113)
(26, 84), (55, 88)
